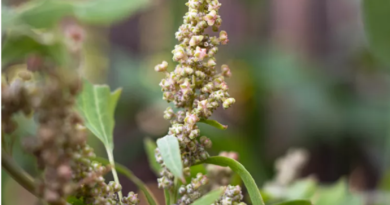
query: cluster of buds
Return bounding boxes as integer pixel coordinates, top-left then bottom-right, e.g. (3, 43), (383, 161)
(206, 152), (238, 189)
(2, 67), (139, 205)
(212, 185), (246, 205)
(175, 173), (209, 205)
(155, 0), (235, 190)
(2, 74), (32, 135)
(72, 146), (139, 205)
(20, 70), (86, 204)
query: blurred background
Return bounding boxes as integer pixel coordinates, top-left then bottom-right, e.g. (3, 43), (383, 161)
(2, 0), (390, 204)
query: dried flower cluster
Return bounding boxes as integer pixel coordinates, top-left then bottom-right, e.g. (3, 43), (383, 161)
(176, 173), (209, 205)
(212, 185), (246, 205)
(155, 0), (235, 189)
(2, 68), (139, 205)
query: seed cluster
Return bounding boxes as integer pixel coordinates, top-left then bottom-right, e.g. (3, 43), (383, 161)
(175, 173), (209, 205)
(2, 68), (139, 205)
(2, 74), (32, 135)
(155, 0), (235, 190)
(212, 185), (246, 205)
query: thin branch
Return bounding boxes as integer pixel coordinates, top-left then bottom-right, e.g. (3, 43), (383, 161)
(2, 152), (36, 196)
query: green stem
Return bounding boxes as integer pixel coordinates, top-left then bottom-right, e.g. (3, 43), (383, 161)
(106, 148), (123, 204)
(94, 157), (159, 205)
(164, 189), (171, 205)
(194, 156), (265, 205)
(2, 152), (36, 196)
(172, 177), (179, 203)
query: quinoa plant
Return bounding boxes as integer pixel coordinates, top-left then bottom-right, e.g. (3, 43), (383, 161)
(3, 0), (374, 205)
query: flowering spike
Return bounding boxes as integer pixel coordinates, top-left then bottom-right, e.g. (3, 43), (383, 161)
(154, 1), (237, 202)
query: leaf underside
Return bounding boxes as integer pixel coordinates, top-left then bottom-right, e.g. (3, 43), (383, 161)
(157, 135), (184, 179)
(77, 80), (122, 150)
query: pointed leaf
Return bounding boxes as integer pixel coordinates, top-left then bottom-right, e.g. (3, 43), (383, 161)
(198, 119), (228, 130)
(76, 80), (123, 202)
(2, 33), (68, 67)
(192, 187), (225, 205)
(199, 156), (265, 205)
(74, 0), (150, 25)
(144, 138), (162, 175)
(77, 80), (122, 150)
(19, 0), (73, 29)
(157, 135), (183, 179)
(273, 200), (312, 205)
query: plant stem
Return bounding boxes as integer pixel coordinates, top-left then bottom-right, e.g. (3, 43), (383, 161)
(94, 156), (159, 205)
(2, 152), (36, 196)
(172, 177), (179, 203)
(164, 189), (171, 205)
(194, 156), (265, 205)
(106, 147), (123, 204)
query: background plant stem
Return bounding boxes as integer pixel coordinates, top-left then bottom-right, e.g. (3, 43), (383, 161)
(2, 152), (36, 196)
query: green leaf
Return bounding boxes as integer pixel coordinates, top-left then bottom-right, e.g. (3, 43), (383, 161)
(67, 196), (86, 205)
(191, 187), (225, 205)
(92, 157), (159, 205)
(286, 177), (317, 200)
(2, 33), (68, 67)
(144, 138), (162, 175)
(314, 179), (363, 205)
(77, 80), (123, 202)
(156, 135), (183, 179)
(2, 6), (19, 30)
(362, 0), (390, 66)
(19, 0), (73, 29)
(198, 119), (228, 130)
(77, 80), (122, 150)
(273, 200), (312, 205)
(73, 0), (150, 25)
(200, 156), (265, 205)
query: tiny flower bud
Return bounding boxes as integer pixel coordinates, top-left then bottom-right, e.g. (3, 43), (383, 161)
(195, 71), (206, 79)
(194, 47), (207, 61)
(189, 35), (204, 46)
(185, 113), (199, 125)
(180, 79), (193, 96)
(221, 64), (232, 77)
(204, 10), (217, 26)
(208, 47), (218, 56)
(219, 30), (229, 45)
(189, 129), (200, 139)
(155, 61), (168, 72)
(223, 98), (235, 109)
(200, 136), (212, 148)
(164, 107), (174, 120)
(179, 185), (187, 195)
(207, 58), (217, 67)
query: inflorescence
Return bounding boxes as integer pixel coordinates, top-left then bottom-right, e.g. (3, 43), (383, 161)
(154, 0), (246, 204)
(2, 66), (139, 205)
